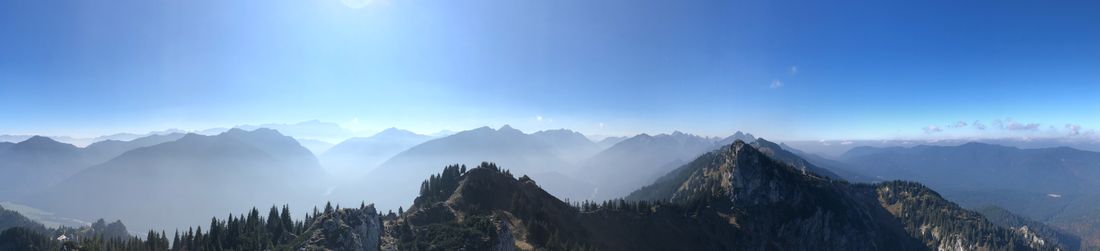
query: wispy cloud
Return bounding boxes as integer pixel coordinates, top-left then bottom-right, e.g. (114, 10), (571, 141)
(948, 121), (968, 128)
(770, 80), (784, 89)
(973, 120), (987, 130)
(996, 118), (1040, 131)
(1066, 124), (1082, 135)
(789, 66), (799, 75)
(922, 125), (942, 133)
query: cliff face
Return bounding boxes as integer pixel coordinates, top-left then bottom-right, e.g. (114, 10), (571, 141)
(299, 205), (382, 251)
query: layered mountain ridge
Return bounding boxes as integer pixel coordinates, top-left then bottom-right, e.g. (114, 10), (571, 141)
(390, 141), (1058, 250)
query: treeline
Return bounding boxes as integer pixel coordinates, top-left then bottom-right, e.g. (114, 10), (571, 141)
(2, 204), (169, 251)
(1, 202), (380, 251)
(0, 226), (170, 251)
(417, 162), (512, 203)
(568, 198), (672, 214)
(169, 205), (302, 250)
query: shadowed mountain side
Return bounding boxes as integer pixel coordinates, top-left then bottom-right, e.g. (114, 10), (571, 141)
(333, 126), (596, 209)
(82, 133), (185, 164)
(321, 128), (432, 177)
(0, 136), (89, 199)
(29, 129), (330, 233)
(575, 131), (755, 200)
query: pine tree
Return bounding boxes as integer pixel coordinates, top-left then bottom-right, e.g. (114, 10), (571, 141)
(280, 205), (293, 236)
(267, 205), (282, 243)
(173, 230), (180, 251)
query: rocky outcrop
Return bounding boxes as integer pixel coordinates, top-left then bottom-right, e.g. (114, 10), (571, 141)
(300, 205), (382, 251)
(491, 218), (515, 251)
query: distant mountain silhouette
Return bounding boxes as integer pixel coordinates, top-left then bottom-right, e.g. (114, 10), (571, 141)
(30, 128), (329, 232)
(82, 133), (185, 164)
(0, 136), (89, 199)
(530, 129), (602, 163)
(784, 138), (1100, 157)
(295, 138), (336, 155)
(321, 128), (432, 177)
(0, 142), (14, 152)
(595, 136), (627, 149)
(747, 138), (842, 179)
(236, 120), (357, 142)
(576, 131), (754, 200)
(345, 125), (594, 209)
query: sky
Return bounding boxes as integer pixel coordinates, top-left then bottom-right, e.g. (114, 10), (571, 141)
(1, 0), (1099, 141)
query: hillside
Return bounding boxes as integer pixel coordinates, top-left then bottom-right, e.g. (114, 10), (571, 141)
(837, 142), (1100, 248)
(30, 128), (330, 232)
(0, 136), (89, 199)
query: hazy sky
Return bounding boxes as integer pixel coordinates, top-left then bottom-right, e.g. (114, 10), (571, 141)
(2, 0), (1099, 140)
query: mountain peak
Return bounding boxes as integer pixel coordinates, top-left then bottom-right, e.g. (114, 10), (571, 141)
(20, 135), (61, 145)
(376, 127), (418, 137)
(12, 136), (78, 152)
(222, 127), (285, 138)
(498, 124), (516, 131)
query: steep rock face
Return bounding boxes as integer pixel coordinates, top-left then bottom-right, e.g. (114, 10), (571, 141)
(490, 218), (515, 251)
(300, 205), (382, 251)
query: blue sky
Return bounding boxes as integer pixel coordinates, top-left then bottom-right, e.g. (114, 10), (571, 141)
(1, 0), (1098, 140)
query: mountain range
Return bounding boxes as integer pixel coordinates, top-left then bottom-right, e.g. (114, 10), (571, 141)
(576, 131), (755, 200)
(344, 125), (595, 209)
(6, 123), (1100, 249)
(29, 128), (330, 232)
(391, 141), (1059, 250)
(0, 126), (1088, 250)
(321, 128), (433, 178)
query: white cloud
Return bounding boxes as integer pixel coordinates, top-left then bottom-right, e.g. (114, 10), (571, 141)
(1066, 124), (1083, 135)
(996, 118), (1040, 131)
(770, 80), (784, 89)
(598, 122), (605, 129)
(789, 66), (799, 75)
(536, 116), (543, 121)
(948, 121), (968, 128)
(922, 125), (943, 133)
